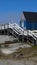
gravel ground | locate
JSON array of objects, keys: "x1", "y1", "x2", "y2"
[{"x1": 0, "y1": 59, "x2": 37, "y2": 65}]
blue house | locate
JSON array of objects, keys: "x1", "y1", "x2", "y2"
[{"x1": 20, "y1": 12, "x2": 37, "y2": 30}]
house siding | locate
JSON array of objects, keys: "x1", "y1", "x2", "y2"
[{"x1": 20, "y1": 20, "x2": 37, "y2": 30}]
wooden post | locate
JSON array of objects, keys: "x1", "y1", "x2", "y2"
[
  {"x1": 4, "y1": 24, "x2": 5, "y2": 35},
  {"x1": 27, "y1": 30, "x2": 29, "y2": 43},
  {"x1": 36, "y1": 38, "x2": 37, "y2": 45},
  {"x1": 1, "y1": 25, "x2": 2, "y2": 35},
  {"x1": 7, "y1": 24, "x2": 9, "y2": 35},
  {"x1": 22, "y1": 30, "x2": 24, "y2": 44}
]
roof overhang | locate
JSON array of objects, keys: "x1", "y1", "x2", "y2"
[{"x1": 23, "y1": 11, "x2": 37, "y2": 22}]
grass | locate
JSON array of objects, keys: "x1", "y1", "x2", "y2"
[{"x1": 15, "y1": 46, "x2": 37, "y2": 58}]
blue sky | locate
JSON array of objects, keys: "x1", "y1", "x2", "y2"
[{"x1": 0, "y1": 0, "x2": 37, "y2": 24}]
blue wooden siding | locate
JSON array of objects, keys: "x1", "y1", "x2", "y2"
[
  {"x1": 20, "y1": 20, "x2": 37, "y2": 30},
  {"x1": 24, "y1": 21, "x2": 37, "y2": 30}
]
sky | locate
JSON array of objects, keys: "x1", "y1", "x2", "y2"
[{"x1": 0, "y1": 0, "x2": 37, "y2": 24}]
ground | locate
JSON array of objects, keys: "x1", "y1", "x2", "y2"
[{"x1": 0, "y1": 42, "x2": 37, "y2": 65}]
